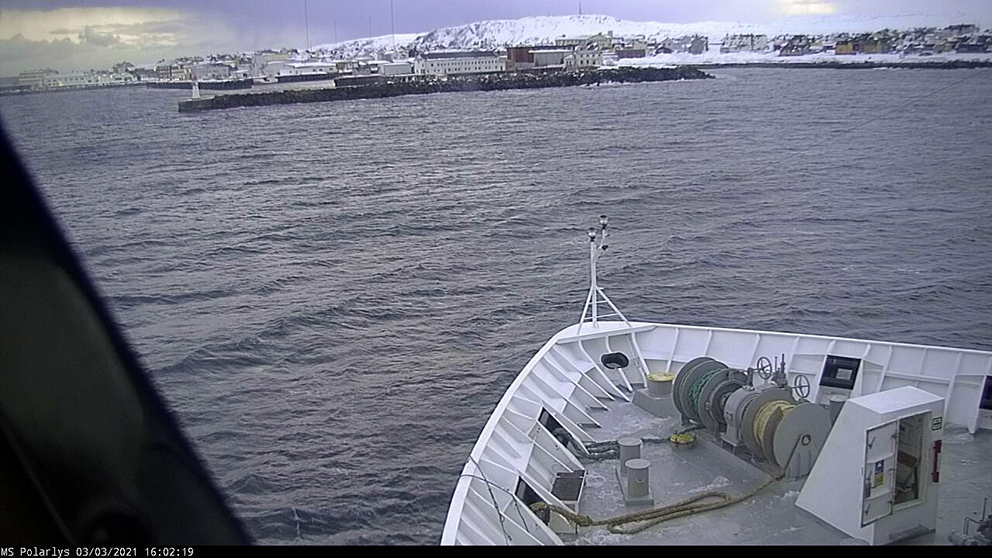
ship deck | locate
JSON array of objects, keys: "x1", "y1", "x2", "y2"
[{"x1": 563, "y1": 396, "x2": 992, "y2": 545}]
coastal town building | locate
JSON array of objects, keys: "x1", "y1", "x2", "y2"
[
  {"x1": 555, "y1": 31, "x2": 614, "y2": 49},
  {"x1": 721, "y1": 34, "x2": 769, "y2": 53},
  {"x1": 861, "y1": 37, "x2": 891, "y2": 54},
  {"x1": 111, "y1": 62, "x2": 135, "y2": 75},
  {"x1": 17, "y1": 69, "x2": 59, "y2": 88},
  {"x1": 834, "y1": 38, "x2": 854, "y2": 54},
  {"x1": 689, "y1": 36, "x2": 709, "y2": 55},
  {"x1": 779, "y1": 35, "x2": 812, "y2": 56},
  {"x1": 190, "y1": 62, "x2": 232, "y2": 81},
  {"x1": 564, "y1": 48, "x2": 603, "y2": 69},
  {"x1": 39, "y1": 71, "x2": 134, "y2": 88},
  {"x1": 532, "y1": 49, "x2": 571, "y2": 68},
  {"x1": 945, "y1": 24, "x2": 980, "y2": 36},
  {"x1": 264, "y1": 61, "x2": 338, "y2": 80},
  {"x1": 834, "y1": 34, "x2": 891, "y2": 55},
  {"x1": 614, "y1": 49, "x2": 646, "y2": 59},
  {"x1": 250, "y1": 51, "x2": 293, "y2": 78},
  {"x1": 154, "y1": 61, "x2": 190, "y2": 81},
  {"x1": 505, "y1": 45, "x2": 567, "y2": 70},
  {"x1": 379, "y1": 61, "x2": 414, "y2": 75},
  {"x1": 131, "y1": 67, "x2": 157, "y2": 81},
  {"x1": 657, "y1": 35, "x2": 709, "y2": 54},
  {"x1": 6, "y1": 21, "x2": 991, "y2": 97},
  {"x1": 414, "y1": 51, "x2": 504, "y2": 76}
]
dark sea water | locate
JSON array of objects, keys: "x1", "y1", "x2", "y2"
[{"x1": 1, "y1": 67, "x2": 990, "y2": 544}]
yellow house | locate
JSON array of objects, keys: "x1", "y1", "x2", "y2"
[{"x1": 835, "y1": 40, "x2": 855, "y2": 54}]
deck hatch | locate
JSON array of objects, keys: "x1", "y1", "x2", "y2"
[
  {"x1": 538, "y1": 408, "x2": 569, "y2": 447},
  {"x1": 551, "y1": 470, "x2": 585, "y2": 502},
  {"x1": 980, "y1": 376, "x2": 992, "y2": 411},
  {"x1": 514, "y1": 478, "x2": 549, "y2": 524},
  {"x1": 820, "y1": 355, "x2": 861, "y2": 390}
]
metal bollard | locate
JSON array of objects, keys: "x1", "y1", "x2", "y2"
[
  {"x1": 618, "y1": 437, "x2": 642, "y2": 475},
  {"x1": 626, "y1": 459, "x2": 651, "y2": 499}
]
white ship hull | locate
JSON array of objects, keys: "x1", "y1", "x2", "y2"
[{"x1": 441, "y1": 320, "x2": 992, "y2": 545}]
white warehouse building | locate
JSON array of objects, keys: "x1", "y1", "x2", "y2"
[
  {"x1": 414, "y1": 51, "x2": 505, "y2": 76},
  {"x1": 565, "y1": 48, "x2": 603, "y2": 70}
]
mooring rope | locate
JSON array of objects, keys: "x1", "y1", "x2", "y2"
[
  {"x1": 552, "y1": 427, "x2": 703, "y2": 462},
  {"x1": 686, "y1": 368, "x2": 721, "y2": 415},
  {"x1": 753, "y1": 400, "x2": 796, "y2": 450},
  {"x1": 530, "y1": 473, "x2": 783, "y2": 535}
]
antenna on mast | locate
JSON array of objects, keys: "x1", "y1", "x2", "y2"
[
  {"x1": 391, "y1": 0, "x2": 396, "y2": 51},
  {"x1": 304, "y1": 0, "x2": 311, "y2": 51},
  {"x1": 578, "y1": 215, "x2": 631, "y2": 333}
]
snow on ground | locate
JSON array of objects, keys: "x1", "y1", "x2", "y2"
[
  {"x1": 689, "y1": 476, "x2": 732, "y2": 494},
  {"x1": 619, "y1": 51, "x2": 992, "y2": 67},
  {"x1": 313, "y1": 33, "x2": 421, "y2": 58},
  {"x1": 312, "y1": 12, "x2": 985, "y2": 58}
]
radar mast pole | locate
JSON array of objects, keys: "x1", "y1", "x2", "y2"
[{"x1": 578, "y1": 215, "x2": 630, "y2": 333}]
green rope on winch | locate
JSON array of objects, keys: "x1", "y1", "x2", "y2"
[{"x1": 686, "y1": 368, "x2": 720, "y2": 415}]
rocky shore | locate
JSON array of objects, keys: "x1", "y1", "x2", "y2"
[{"x1": 177, "y1": 66, "x2": 713, "y2": 112}]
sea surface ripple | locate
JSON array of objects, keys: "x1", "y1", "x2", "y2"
[{"x1": 1, "y1": 67, "x2": 990, "y2": 544}]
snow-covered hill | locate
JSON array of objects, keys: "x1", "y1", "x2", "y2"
[{"x1": 313, "y1": 12, "x2": 978, "y2": 57}]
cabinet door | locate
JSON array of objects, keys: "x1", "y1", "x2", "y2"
[{"x1": 862, "y1": 420, "x2": 898, "y2": 526}]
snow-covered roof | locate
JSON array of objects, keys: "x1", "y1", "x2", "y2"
[
  {"x1": 286, "y1": 62, "x2": 338, "y2": 69},
  {"x1": 422, "y1": 50, "x2": 497, "y2": 59}
]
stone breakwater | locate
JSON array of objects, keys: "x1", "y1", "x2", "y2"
[{"x1": 177, "y1": 66, "x2": 713, "y2": 112}]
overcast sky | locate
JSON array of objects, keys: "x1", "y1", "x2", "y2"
[{"x1": 1, "y1": 0, "x2": 989, "y2": 75}]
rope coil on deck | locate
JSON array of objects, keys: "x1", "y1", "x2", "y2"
[
  {"x1": 538, "y1": 426, "x2": 781, "y2": 535},
  {"x1": 530, "y1": 473, "x2": 782, "y2": 535}
]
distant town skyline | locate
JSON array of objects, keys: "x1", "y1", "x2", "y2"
[{"x1": 1, "y1": 0, "x2": 989, "y2": 75}]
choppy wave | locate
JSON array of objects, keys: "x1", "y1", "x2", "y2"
[{"x1": 1, "y1": 67, "x2": 990, "y2": 544}]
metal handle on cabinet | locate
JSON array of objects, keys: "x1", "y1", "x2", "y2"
[{"x1": 932, "y1": 440, "x2": 942, "y2": 483}]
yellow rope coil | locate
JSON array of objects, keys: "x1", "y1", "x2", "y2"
[
  {"x1": 753, "y1": 400, "x2": 795, "y2": 448},
  {"x1": 530, "y1": 473, "x2": 783, "y2": 535}
]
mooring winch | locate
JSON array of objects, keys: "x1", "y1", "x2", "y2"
[{"x1": 672, "y1": 355, "x2": 831, "y2": 478}]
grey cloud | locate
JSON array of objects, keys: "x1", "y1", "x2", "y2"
[
  {"x1": 78, "y1": 25, "x2": 120, "y2": 47},
  {"x1": 0, "y1": 34, "x2": 91, "y2": 72},
  {"x1": 0, "y1": 13, "x2": 243, "y2": 74}
]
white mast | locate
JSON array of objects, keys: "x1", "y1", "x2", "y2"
[
  {"x1": 304, "y1": 0, "x2": 311, "y2": 52},
  {"x1": 578, "y1": 215, "x2": 631, "y2": 333}
]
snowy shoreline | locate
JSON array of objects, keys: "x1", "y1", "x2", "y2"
[{"x1": 618, "y1": 51, "x2": 992, "y2": 68}]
